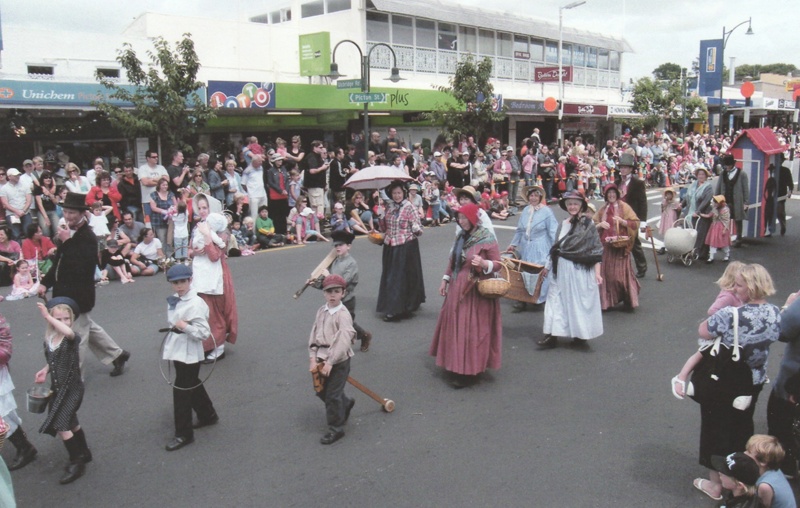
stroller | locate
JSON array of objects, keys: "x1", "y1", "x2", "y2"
[{"x1": 664, "y1": 217, "x2": 697, "y2": 267}]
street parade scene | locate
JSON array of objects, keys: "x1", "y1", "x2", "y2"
[{"x1": 0, "y1": 0, "x2": 798, "y2": 506}]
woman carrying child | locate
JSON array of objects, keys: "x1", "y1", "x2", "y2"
[
  {"x1": 672, "y1": 264, "x2": 781, "y2": 502},
  {"x1": 34, "y1": 298, "x2": 92, "y2": 484}
]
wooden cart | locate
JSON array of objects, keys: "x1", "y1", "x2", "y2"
[{"x1": 500, "y1": 258, "x2": 545, "y2": 303}]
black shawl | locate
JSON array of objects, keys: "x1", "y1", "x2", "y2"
[{"x1": 549, "y1": 215, "x2": 603, "y2": 277}]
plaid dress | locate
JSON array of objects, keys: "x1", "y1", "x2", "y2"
[{"x1": 40, "y1": 333, "x2": 84, "y2": 436}]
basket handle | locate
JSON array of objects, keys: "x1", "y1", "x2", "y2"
[{"x1": 499, "y1": 260, "x2": 510, "y2": 282}]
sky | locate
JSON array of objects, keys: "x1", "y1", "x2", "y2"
[{"x1": 2, "y1": 0, "x2": 798, "y2": 83}]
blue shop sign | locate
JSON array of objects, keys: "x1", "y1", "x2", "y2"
[{"x1": 0, "y1": 80, "x2": 143, "y2": 108}]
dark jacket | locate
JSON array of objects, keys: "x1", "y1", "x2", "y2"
[
  {"x1": 40, "y1": 220, "x2": 98, "y2": 313},
  {"x1": 618, "y1": 176, "x2": 648, "y2": 220},
  {"x1": 117, "y1": 175, "x2": 142, "y2": 209}
]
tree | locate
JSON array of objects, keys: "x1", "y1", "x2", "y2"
[
  {"x1": 652, "y1": 63, "x2": 682, "y2": 81},
  {"x1": 426, "y1": 55, "x2": 506, "y2": 146},
  {"x1": 630, "y1": 76, "x2": 680, "y2": 130},
  {"x1": 94, "y1": 33, "x2": 214, "y2": 154}
]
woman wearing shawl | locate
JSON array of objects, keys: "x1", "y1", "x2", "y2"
[
  {"x1": 189, "y1": 193, "x2": 238, "y2": 362},
  {"x1": 538, "y1": 191, "x2": 604, "y2": 349},
  {"x1": 593, "y1": 183, "x2": 640, "y2": 310},
  {"x1": 506, "y1": 185, "x2": 557, "y2": 309},
  {"x1": 429, "y1": 203, "x2": 502, "y2": 388},
  {"x1": 376, "y1": 181, "x2": 425, "y2": 322},
  {"x1": 678, "y1": 166, "x2": 714, "y2": 260}
]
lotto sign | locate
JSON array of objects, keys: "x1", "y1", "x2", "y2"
[{"x1": 207, "y1": 81, "x2": 276, "y2": 109}]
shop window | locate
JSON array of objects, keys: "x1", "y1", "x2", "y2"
[
  {"x1": 459, "y1": 26, "x2": 477, "y2": 54},
  {"x1": 545, "y1": 41, "x2": 558, "y2": 64},
  {"x1": 478, "y1": 29, "x2": 495, "y2": 55},
  {"x1": 392, "y1": 15, "x2": 413, "y2": 45},
  {"x1": 96, "y1": 68, "x2": 119, "y2": 79},
  {"x1": 587, "y1": 47, "x2": 597, "y2": 68},
  {"x1": 301, "y1": 0, "x2": 324, "y2": 18},
  {"x1": 270, "y1": 11, "x2": 281, "y2": 23},
  {"x1": 438, "y1": 22, "x2": 457, "y2": 51},
  {"x1": 562, "y1": 44, "x2": 572, "y2": 66},
  {"x1": 28, "y1": 65, "x2": 54, "y2": 77},
  {"x1": 416, "y1": 19, "x2": 435, "y2": 48},
  {"x1": 598, "y1": 48, "x2": 609, "y2": 70},
  {"x1": 529, "y1": 38, "x2": 544, "y2": 62},
  {"x1": 327, "y1": 0, "x2": 350, "y2": 14},
  {"x1": 367, "y1": 11, "x2": 390, "y2": 42},
  {"x1": 497, "y1": 32, "x2": 512, "y2": 58},
  {"x1": 610, "y1": 50, "x2": 620, "y2": 71},
  {"x1": 573, "y1": 45, "x2": 585, "y2": 67},
  {"x1": 514, "y1": 35, "x2": 529, "y2": 59}
]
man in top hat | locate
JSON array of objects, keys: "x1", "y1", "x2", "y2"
[
  {"x1": 310, "y1": 229, "x2": 372, "y2": 352},
  {"x1": 616, "y1": 152, "x2": 648, "y2": 278},
  {"x1": 715, "y1": 153, "x2": 749, "y2": 247},
  {"x1": 38, "y1": 192, "x2": 131, "y2": 377},
  {"x1": 776, "y1": 160, "x2": 794, "y2": 236}
]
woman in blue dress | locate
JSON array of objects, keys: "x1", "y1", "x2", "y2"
[{"x1": 506, "y1": 185, "x2": 558, "y2": 310}]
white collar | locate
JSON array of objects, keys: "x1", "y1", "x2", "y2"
[{"x1": 326, "y1": 302, "x2": 344, "y2": 315}]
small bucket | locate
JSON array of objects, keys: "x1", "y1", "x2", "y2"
[{"x1": 26, "y1": 385, "x2": 52, "y2": 414}]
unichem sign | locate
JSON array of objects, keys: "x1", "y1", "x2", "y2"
[{"x1": 0, "y1": 80, "x2": 148, "y2": 108}]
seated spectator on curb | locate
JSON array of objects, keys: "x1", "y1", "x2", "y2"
[{"x1": 130, "y1": 228, "x2": 163, "y2": 276}]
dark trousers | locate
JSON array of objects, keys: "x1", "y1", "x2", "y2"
[
  {"x1": 767, "y1": 390, "x2": 799, "y2": 475},
  {"x1": 343, "y1": 297, "x2": 368, "y2": 342},
  {"x1": 173, "y1": 361, "x2": 215, "y2": 439},
  {"x1": 631, "y1": 235, "x2": 647, "y2": 275},
  {"x1": 316, "y1": 358, "x2": 351, "y2": 432},
  {"x1": 698, "y1": 389, "x2": 760, "y2": 469},
  {"x1": 269, "y1": 198, "x2": 290, "y2": 235}
]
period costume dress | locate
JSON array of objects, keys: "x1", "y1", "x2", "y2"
[
  {"x1": 543, "y1": 215, "x2": 604, "y2": 341},
  {"x1": 680, "y1": 173, "x2": 714, "y2": 256},
  {"x1": 40, "y1": 334, "x2": 84, "y2": 437},
  {"x1": 430, "y1": 223, "x2": 503, "y2": 375},
  {"x1": 510, "y1": 202, "x2": 557, "y2": 304},
  {"x1": 593, "y1": 198, "x2": 640, "y2": 310},
  {"x1": 376, "y1": 192, "x2": 425, "y2": 319}
]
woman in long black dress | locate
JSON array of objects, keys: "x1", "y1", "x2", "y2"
[
  {"x1": 34, "y1": 297, "x2": 91, "y2": 485},
  {"x1": 376, "y1": 181, "x2": 425, "y2": 321}
]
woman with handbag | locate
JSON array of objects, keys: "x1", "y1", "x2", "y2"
[
  {"x1": 429, "y1": 203, "x2": 502, "y2": 388},
  {"x1": 672, "y1": 263, "x2": 781, "y2": 502},
  {"x1": 592, "y1": 183, "x2": 640, "y2": 310}
]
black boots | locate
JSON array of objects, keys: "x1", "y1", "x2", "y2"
[
  {"x1": 60, "y1": 430, "x2": 91, "y2": 485},
  {"x1": 7, "y1": 427, "x2": 37, "y2": 471},
  {"x1": 537, "y1": 334, "x2": 557, "y2": 349},
  {"x1": 110, "y1": 350, "x2": 131, "y2": 377}
]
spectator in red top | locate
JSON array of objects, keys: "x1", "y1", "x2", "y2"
[{"x1": 85, "y1": 171, "x2": 122, "y2": 225}]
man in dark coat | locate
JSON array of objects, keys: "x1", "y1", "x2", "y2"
[
  {"x1": 616, "y1": 153, "x2": 648, "y2": 278},
  {"x1": 38, "y1": 192, "x2": 130, "y2": 376},
  {"x1": 715, "y1": 153, "x2": 749, "y2": 247}
]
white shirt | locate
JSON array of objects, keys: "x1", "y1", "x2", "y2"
[
  {"x1": 89, "y1": 213, "x2": 110, "y2": 237},
  {"x1": 242, "y1": 164, "x2": 266, "y2": 198},
  {"x1": 19, "y1": 173, "x2": 35, "y2": 193},
  {"x1": 134, "y1": 238, "x2": 162, "y2": 261},
  {"x1": 162, "y1": 289, "x2": 210, "y2": 364},
  {"x1": 172, "y1": 212, "x2": 189, "y2": 239},
  {"x1": 0, "y1": 181, "x2": 31, "y2": 217},
  {"x1": 136, "y1": 163, "x2": 168, "y2": 204}
]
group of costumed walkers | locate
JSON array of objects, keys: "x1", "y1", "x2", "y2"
[{"x1": 0, "y1": 190, "x2": 239, "y2": 487}]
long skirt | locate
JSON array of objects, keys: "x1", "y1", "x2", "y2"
[
  {"x1": 376, "y1": 239, "x2": 425, "y2": 316},
  {"x1": 543, "y1": 259, "x2": 603, "y2": 340},
  {"x1": 200, "y1": 259, "x2": 238, "y2": 352},
  {"x1": 598, "y1": 246, "x2": 640, "y2": 309}
]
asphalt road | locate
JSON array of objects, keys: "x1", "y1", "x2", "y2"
[{"x1": 2, "y1": 186, "x2": 799, "y2": 507}]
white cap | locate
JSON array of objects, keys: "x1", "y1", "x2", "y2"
[
  {"x1": 300, "y1": 207, "x2": 314, "y2": 217},
  {"x1": 6, "y1": 168, "x2": 20, "y2": 176},
  {"x1": 433, "y1": 151, "x2": 442, "y2": 157}
]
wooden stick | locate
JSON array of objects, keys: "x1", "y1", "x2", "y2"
[
  {"x1": 347, "y1": 375, "x2": 395, "y2": 412},
  {"x1": 293, "y1": 248, "x2": 338, "y2": 299}
]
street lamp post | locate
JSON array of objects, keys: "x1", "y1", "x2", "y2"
[
  {"x1": 329, "y1": 41, "x2": 402, "y2": 163},
  {"x1": 719, "y1": 17, "x2": 753, "y2": 134},
  {"x1": 558, "y1": 1, "x2": 585, "y2": 155}
]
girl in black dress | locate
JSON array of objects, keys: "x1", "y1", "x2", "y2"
[{"x1": 34, "y1": 298, "x2": 91, "y2": 485}]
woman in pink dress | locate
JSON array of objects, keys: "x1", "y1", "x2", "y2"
[
  {"x1": 704, "y1": 195, "x2": 732, "y2": 263},
  {"x1": 429, "y1": 203, "x2": 502, "y2": 388}
]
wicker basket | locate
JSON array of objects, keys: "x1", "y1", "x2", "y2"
[
  {"x1": 605, "y1": 221, "x2": 630, "y2": 249},
  {"x1": 367, "y1": 232, "x2": 385, "y2": 245},
  {"x1": 477, "y1": 263, "x2": 511, "y2": 299},
  {"x1": 500, "y1": 258, "x2": 545, "y2": 303}
]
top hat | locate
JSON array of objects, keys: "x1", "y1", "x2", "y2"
[{"x1": 61, "y1": 192, "x2": 90, "y2": 211}]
